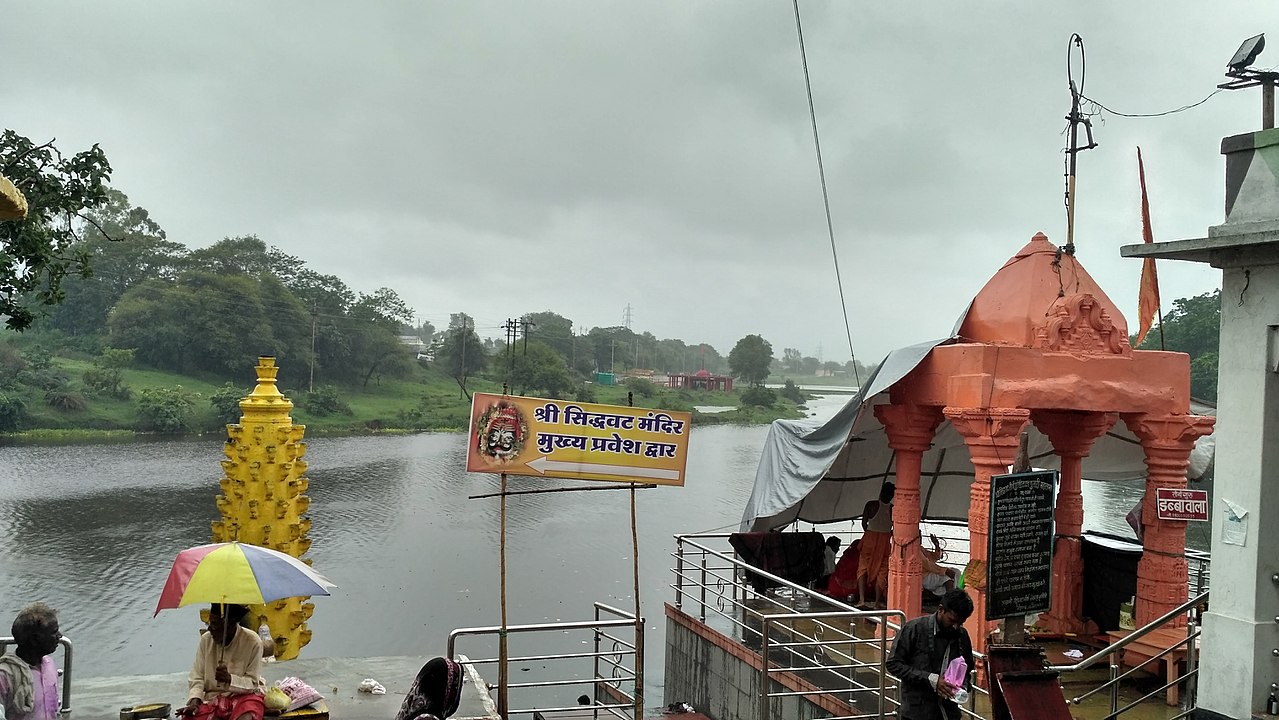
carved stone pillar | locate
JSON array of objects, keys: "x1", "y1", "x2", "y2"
[
  {"x1": 1122, "y1": 413, "x2": 1215, "y2": 626},
  {"x1": 944, "y1": 406, "x2": 1030, "y2": 655},
  {"x1": 1032, "y1": 410, "x2": 1116, "y2": 635},
  {"x1": 875, "y1": 403, "x2": 943, "y2": 621}
]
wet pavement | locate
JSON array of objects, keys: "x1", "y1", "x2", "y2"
[{"x1": 71, "y1": 655, "x2": 498, "y2": 720}]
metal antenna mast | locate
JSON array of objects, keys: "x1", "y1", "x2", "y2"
[{"x1": 1063, "y1": 34, "x2": 1097, "y2": 257}]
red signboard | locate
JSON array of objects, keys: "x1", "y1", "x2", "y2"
[{"x1": 1155, "y1": 488, "x2": 1209, "y2": 521}]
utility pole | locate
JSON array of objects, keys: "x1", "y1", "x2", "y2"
[
  {"x1": 503, "y1": 319, "x2": 517, "y2": 390},
  {"x1": 1063, "y1": 34, "x2": 1097, "y2": 257},
  {"x1": 460, "y1": 316, "x2": 468, "y2": 378},
  {"x1": 521, "y1": 318, "x2": 535, "y2": 354},
  {"x1": 308, "y1": 309, "x2": 317, "y2": 393}
]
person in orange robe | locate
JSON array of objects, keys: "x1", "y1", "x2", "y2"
[{"x1": 856, "y1": 482, "x2": 895, "y2": 607}]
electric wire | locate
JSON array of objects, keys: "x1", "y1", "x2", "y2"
[
  {"x1": 1080, "y1": 88, "x2": 1224, "y2": 119},
  {"x1": 1076, "y1": 62, "x2": 1279, "y2": 120},
  {"x1": 790, "y1": 0, "x2": 861, "y2": 387}
]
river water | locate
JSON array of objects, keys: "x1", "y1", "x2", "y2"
[{"x1": 0, "y1": 393, "x2": 1205, "y2": 703}]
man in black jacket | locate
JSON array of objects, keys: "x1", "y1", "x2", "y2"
[{"x1": 885, "y1": 589, "x2": 975, "y2": 720}]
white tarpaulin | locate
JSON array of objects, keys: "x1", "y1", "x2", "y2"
[{"x1": 740, "y1": 338, "x2": 1216, "y2": 532}]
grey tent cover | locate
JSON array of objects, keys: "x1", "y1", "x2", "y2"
[{"x1": 740, "y1": 338, "x2": 1216, "y2": 532}]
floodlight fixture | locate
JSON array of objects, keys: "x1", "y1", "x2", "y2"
[
  {"x1": 1228, "y1": 33, "x2": 1265, "y2": 71},
  {"x1": 1218, "y1": 33, "x2": 1279, "y2": 129}
]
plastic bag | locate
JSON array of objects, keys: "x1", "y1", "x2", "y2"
[
  {"x1": 277, "y1": 676, "x2": 325, "y2": 712},
  {"x1": 264, "y1": 687, "x2": 290, "y2": 713},
  {"x1": 942, "y1": 657, "x2": 969, "y2": 703}
]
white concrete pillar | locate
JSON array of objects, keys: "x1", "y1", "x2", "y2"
[
  {"x1": 1197, "y1": 261, "x2": 1279, "y2": 718},
  {"x1": 1120, "y1": 128, "x2": 1279, "y2": 719}
]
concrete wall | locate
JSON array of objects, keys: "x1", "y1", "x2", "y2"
[
  {"x1": 1197, "y1": 261, "x2": 1279, "y2": 719},
  {"x1": 663, "y1": 604, "x2": 864, "y2": 720},
  {"x1": 1189, "y1": 128, "x2": 1279, "y2": 719}
]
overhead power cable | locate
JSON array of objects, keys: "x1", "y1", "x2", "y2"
[
  {"x1": 790, "y1": 0, "x2": 861, "y2": 386},
  {"x1": 1080, "y1": 88, "x2": 1223, "y2": 118}
]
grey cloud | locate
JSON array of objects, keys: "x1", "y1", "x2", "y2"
[{"x1": 5, "y1": 0, "x2": 1255, "y2": 362}]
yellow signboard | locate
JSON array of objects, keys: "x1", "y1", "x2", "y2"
[{"x1": 465, "y1": 393, "x2": 691, "y2": 486}]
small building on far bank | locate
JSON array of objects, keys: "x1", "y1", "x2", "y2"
[{"x1": 667, "y1": 369, "x2": 733, "y2": 392}]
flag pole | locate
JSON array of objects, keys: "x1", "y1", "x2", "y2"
[
  {"x1": 1135, "y1": 147, "x2": 1163, "y2": 350},
  {"x1": 626, "y1": 392, "x2": 644, "y2": 719},
  {"x1": 498, "y1": 471, "x2": 509, "y2": 720}
]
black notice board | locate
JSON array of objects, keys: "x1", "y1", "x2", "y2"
[{"x1": 986, "y1": 469, "x2": 1058, "y2": 620}]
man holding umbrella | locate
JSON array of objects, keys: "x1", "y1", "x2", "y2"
[
  {"x1": 181, "y1": 604, "x2": 264, "y2": 720},
  {"x1": 157, "y1": 541, "x2": 335, "y2": 720}
]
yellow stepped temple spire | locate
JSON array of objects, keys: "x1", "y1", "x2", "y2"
[{"x1": 212, "y1": 356, "x2": 315, "y2": 660}]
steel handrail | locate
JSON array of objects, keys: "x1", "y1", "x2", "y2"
[
  {"x1": 0, "y1": 636, "x2": 73, "y2": 715},
  {"x1": 448, "y1": 616, "x2": 637, "y2": 655},
  {"x1": 673, "y1": 534, "x2": 862, "y2": 615},
  {"x1": 448, "y1": 603, "x2": 642, "y2": 720},
  {"x1": 1066, "y1": 629, "x2": 1202, "y2": 706},
  {"x1": 758, "y1": 608, "x2": 904, "y2": 720},
  {"x1": 1045, "y1": 590, "x2": 1207, "y2": 673}
]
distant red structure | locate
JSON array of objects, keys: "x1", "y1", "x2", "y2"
[{"x1": 667, "y1": 369, "x2": 733, "y2": 392}]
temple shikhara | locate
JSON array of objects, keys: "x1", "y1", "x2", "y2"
[
  {"x1": 878, "y1": 233, "x2": 1212, "y2": 649},
  {"x1": 735, "y1": 231, "x2": 1216, "y2": 655}
]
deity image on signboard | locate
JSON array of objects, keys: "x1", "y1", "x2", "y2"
[{"x1": 475, "y1": 400, "x2": 528, "y2": 465}]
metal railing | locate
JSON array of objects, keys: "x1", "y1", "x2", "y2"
[
  {"x1": 1048, "y1": 591, "x2": 1207, "y2": 720},
  {"x1": 757, "y1": 607, "x2": 905, "y2": 720},
  {"x1": 673, "y1": 533, "x2": 923, "y2": 719},
  {"x1": 447, "y1": 602, "x2": 642, "y2": 719},
  {"x1": 672, "y1": 530, "x2": 1210, "y2": 720},
  {"x1": 1186, "y1": 548, "x2": 1211, "y2": 598},
  {"x1": 0, "y1": 636, "x2": 73, "y2": 716}
]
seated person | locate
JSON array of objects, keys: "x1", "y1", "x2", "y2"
[
  {"x1": 823, "y1": 538, "x2": 861, "y2": 599},
  {"x1": 395, "y1": 657, "x2": 463, "y2": 720},
  {"x1": 920, "y1": 534, "x2": 958, "y2": 598},
  {"x1": 0, "y1": 603, "x2": 63, "y2": 720},
  {"x1": 816, "y1": 536, "x2": 841, "y2": 589},
  {"x1": 181, "y1": 604, "x2": 265, "y2": 720}
]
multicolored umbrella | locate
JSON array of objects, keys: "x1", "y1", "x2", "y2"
[{"x1": 154, "y1": 541, "x2": 335, "y2": 615}]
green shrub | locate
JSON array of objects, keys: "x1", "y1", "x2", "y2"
[
  {"x1": 209, "y1": 383, "x2": 249, "y2": 426},
  {"x1": 20, "y1": 345, "x2": 55, "y2": 371},
  {"x1": 740, "y1": 385, "x2": 776, "y2": 408},
  {"x1": 625, "y1": 377, "x2": 658, "y2": 398},
  {"x1": 18, "y1": 366, "x2": 69, "y2": 392},
  {"x1": 83, "y1": 366, "x2": 131, "y2": 399},
  {"x1": 396, "y1": 407, "x2": 428, "y2": 429},
  {"x1": 45, "y1": 390, "x2": 88, "y2": 411},
  {"x1": 0, "y1": 345, "x2": 28, "y2": 389},
  {"x1": 779, "y1": 379, "x2": 804, "y2": 404},
  {"x1": 302, "y1": 385, "x2": 352, "y2": 416},
  {"x1": 136, "y1": 386, "x2": 198, "y2": 432},
  {"x1": 0, "y1": 391, "x2": 26, "y2": 431},
  {"x1": 83, "y1": 348, "x2": 134, "y2": 399},
  {"x1": 575, "y1": 383, "x2": 597, "y2": 403}
]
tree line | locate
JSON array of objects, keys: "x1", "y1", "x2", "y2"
[
  {"x1": 0, "y1": 133, "x2": 784, "y2": 406},
  {"x1": 1, "y1": 130, "x2": 1219, "y2": 414}
]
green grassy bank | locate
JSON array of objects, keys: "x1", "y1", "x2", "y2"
[{"x1": 2, "y1": 358, "x2": 810, "y2": 442}]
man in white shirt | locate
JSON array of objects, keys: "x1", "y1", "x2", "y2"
[{"x1": 181, "y1": 604, "x2": 264, "y2": 720}]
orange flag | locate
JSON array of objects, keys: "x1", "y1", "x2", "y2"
[{"x1": 1134, "y1": 147, "x2": 1161, "y2": 348}]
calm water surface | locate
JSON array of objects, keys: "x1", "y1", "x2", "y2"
[{"x1": 0, "y1": 394, "x2": 1199, "y2": 703}]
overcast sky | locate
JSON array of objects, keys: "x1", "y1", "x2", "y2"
[{"x1": 7, "y1": 2, "x2": 1270, "y2": 364}]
